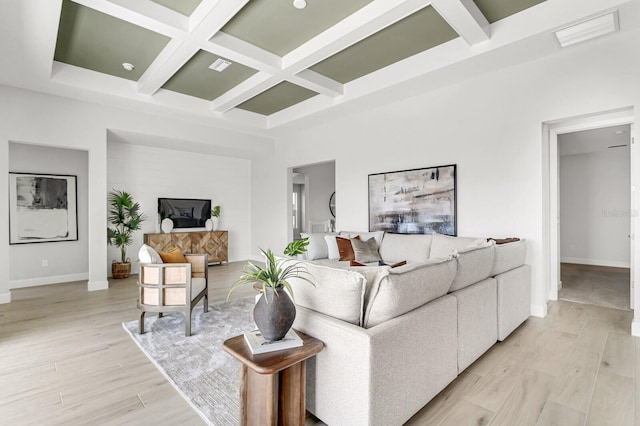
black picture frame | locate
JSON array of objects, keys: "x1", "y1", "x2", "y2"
[
  {"x1": 368, "y1": 164, "x2": 457, "y2": 236},
  {"x1": 9, "y1": 172, "x2": 79, "y2": 244}
]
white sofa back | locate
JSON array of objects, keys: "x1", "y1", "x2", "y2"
[{"x1": 378, "y1": 233, "x2": 432, "y2": 263}]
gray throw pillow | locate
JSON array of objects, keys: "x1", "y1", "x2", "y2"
[{"x1": 351, "y1": 237, "x2": 381, "y2": 263}]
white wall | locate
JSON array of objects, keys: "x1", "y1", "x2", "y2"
[
  {"x1": 107, "y1": 140, "x2": 252, "y2": 271},
  {"x1": 252, "y1": 29, "x2": 640, "y2": 318},
  {"x1": 0, "y1": 85, "x2": 272, "y2": 303},
  {"x1": 293, "y1": 161, "x2": 335, "y2": 233},
  {"x1": 9, "y1": 143, "x2": 89, "y2": 287},
  {"x1": 560, "y1": 148, "x2": 630, "y2": 267}
]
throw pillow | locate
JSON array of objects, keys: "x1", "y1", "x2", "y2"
[
  {"x1": 138, "y1": 244, "x2": 163, "y2": 264},
  {"x1": 158, "y1": 247, "x2": 187, "y2": 263},
  {"x1": 337, "y1": 235, "x2": 359, "y2": 261},
  {"x1": 300, "y1": 232, "x2": 335, "y2": 260},
  {"x1": 351, "y1": 237, "x2": 381, "y2": 263},
  {"x1": 325, "y1": 235, "x2": 340, "y2": 260}
]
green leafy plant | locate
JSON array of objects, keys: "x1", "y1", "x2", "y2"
[
  {"x1": 107, "y1": 190, "x2": 146, "y2": 264},
  {"x1": 227, "y1": 248, "x2": 314, "y2": 302},
  {"x1": 211, "y1": 205, "x2": 221, "y2": 218},
  {"x1": 284, "y1": 237, "x2": 309, "y2": 256}
]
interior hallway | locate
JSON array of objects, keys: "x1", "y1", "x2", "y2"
[{"x1": 559, "y1": 263, "x2": 630, "y2": 311}]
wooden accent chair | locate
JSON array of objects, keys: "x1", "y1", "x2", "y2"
[{"x1": 137, "y1": 254, "x2": 209, "y2": 336}]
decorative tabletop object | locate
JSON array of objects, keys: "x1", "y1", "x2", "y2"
[{"x1": 228, "y1": 238, "x2": 312, "y2": 342}]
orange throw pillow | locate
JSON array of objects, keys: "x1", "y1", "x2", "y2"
[
  {"x1": 337, "y1": 235, "x2": 359, "y2": 261},
  {"x1": 158, "y1": 247, "x2": 187, "y2": 263}
]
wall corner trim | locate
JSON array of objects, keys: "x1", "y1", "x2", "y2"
[
  {"x1": 88, "y1": 280, "x2": 109, "y2": 291},
  {"x1": 0, "y1": 292, "x2": 11, "y2": 304},
  {"x1": 530, "y1": 303, "x2": 547, "y2": 318},
  {"x1": 632, "y1": 320, "x2": 640, "y2": 337}
]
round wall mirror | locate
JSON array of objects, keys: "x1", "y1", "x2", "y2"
[{"x1": 329, "y1": 192, "x2": 336, "y2": 217}]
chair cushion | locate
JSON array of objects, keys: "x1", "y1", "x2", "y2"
[
  {"x1": 138, "y1": 244, "x2": 163, "y2": 264},
  {"x1": 325, "y1": 235, "x2": 340, "y2": 260},
  {"x1": 159, "y1": 247, "x2": 187, "y2": 263},
  {"x1": 339, "y1": 230, "x2": 384, "y2": 247},
  {"x1": 379, "y1": 233, "x2": 432, "y2": 263}
]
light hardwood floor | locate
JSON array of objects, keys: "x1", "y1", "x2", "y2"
[
  {"x1": 560, "y1": 263, "x2": 630, "y2": 311},
  {"x1": 1, "y1": 263, "x2": 638, "y2": 425}
]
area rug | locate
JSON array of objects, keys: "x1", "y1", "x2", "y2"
[{"x1": 122, "y1": 296, "x2": 257, "y2": 426}]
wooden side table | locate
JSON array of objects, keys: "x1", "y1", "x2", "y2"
[{"x1": 223, "y1": 330, "x2": 323, "y2": 426}]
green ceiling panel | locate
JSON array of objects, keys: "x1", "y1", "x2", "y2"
[
  {"x1": 150, "y1": 0, "x2": 202, "y2": 17},
  {"x1": 309, "y1": 6, "x2": 458, "y2": 84},
  {"x1": 473, "y1": 0, "x2": 546, "y2": 23},
  {"x1": 221, "y1": 0, "x2": 372, "y2": 56},
  {"x1": 54, "y1": 0, "x2": 170, "y2": 81},
  {"x1": 236, "y1": 82, "x2": 318, "y2": 116},
  {"x1": 162, "y1": 51, "x2": 258, "y2": 101}
]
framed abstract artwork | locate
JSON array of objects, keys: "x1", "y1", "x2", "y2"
[
  {"x1": 369, "y1": 164, "x2": 457, "y2": 236},
  {"x1": 9, "y1": 172, "x2": 78, "y2": 244}
]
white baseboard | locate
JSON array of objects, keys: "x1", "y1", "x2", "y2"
[
  {"x1": 9, "y1": 273, "x2": 89, "y2": 289},
  {"x1": 0, "y1": 292, "x2": 11, "y2": 304},
  {"x1": 530, "y1": 303, "x2": 547, "y2": 318},
  {"x1": 88, "y1": 280, "x2": 109, "y2": 291},
  {"x1": 561, "y1": 257, "x2": 630, "y2": 268}
]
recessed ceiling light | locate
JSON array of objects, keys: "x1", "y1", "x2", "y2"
[
  {"x1": 209, "y1": 58, "x2": 231, "y2": 72},
  {"x1": 122, "y1": 62, "x2": 135, "y2": 71},
  {"x1": 554, "y1": 11, "x2": 619, "y2": 48},
  {"x1": 293, "y1": 0, "x2": 306, "y2": 9}
]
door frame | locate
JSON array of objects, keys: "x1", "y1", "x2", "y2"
[{"x1": 543, "y1": 107, "x2": 635, "y2": 313}]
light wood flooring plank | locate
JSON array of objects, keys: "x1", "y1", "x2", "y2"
[
  {"x1": 600, "y1": 330, "x2": 635, "y2": 379},
  {"x1": 536, "y1": 400, "x2": 586, "y2": 426},
  {"x1": 586, "y1": 371, "x2": 634, "y2": 426},
  {"x1": 489, "y1": 367, "x2": 555, "y2": 425},
  {"x1": 438, "y1": 399, "x2": 494, "y2": 426},
  {"x1": 547, "y1": 346, "x2": 600, "y2": 413}
]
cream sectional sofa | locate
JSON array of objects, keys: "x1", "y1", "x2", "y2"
[{"x1": 288, "y1": 231, "x2": 530, "y2": 426}]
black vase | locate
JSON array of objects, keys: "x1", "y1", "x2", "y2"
[{"x1": 253, "y1": 286, "x2": 296, "y2": 342}]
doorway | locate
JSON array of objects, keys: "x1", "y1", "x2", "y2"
[
  {"x1": 543, "y1": 107, "x2": 635, "y2": 316},
  {"x1": 288, "y1": 161, "x2": 336, "y2": 241},
  {"x1": 558, "y1": 125, "x2": 631, "y2": 310}
]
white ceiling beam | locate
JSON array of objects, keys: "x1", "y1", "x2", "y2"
[
  {"x1": 210, "y1": 73, "x2": 280, "y2": 113},
  {"x1": 281, "y1": 0, "x2": 433, "y2": 72},
  {"x1": 290, "y1": 70, "x2": 343, "y2": 97},
  {"x1": 72, "y1": 0, "x2": 188, "y2": 37},
  {"x1": 136, "y1": 0, "x2": 248, "y2": 97},
  {"x1": 188, "y1": 0, "x2": 222, "y2": 32},
  {"x1": 431, "y1": 0, "x2": 490, "y2": 45},
  {"x1": 206, "y1": 32, "x2": 282, "y2": 74},
  {"x1": 137, "y1": 40, "x2": 198, "y2": 96}
]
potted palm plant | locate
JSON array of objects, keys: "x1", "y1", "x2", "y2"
[
  {"x1": 107, "y1": 190, "x2": 146, "y2": 279},
  {"x1": 228, "y1": 239, "x2": 313, "y2": 342}
]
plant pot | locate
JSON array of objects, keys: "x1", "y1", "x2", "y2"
[
  {"x1": 161, "y1": 218, "x2": 174, "y2": 233},
  {"x1": 205, "y1": 218, "x2": 213, "y2": 231},
  {"x1": 212, "y1": 217, "x2": 220, "y2": 231},
  {"x1": 112, "y1": 261, "x2": 131, "y2": 279},
  {"x1": 253, "y1": 286, "x2": 296, "y2": 342}
]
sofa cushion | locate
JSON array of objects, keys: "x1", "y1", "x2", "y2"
[
  {"x1": 301, "y1": 232, "x2": 336, "y2": 260},
  {"x1": 363, "y1": 257, "x2": 457, "y2": 328},
  {"x1": 491, "y1": 239, "x2": 527, "y2": 276},
  {"x1": 138, "y1": 244, "x2": 163, "y2": 264},
  {"x1": 429, "y1": 233, "x2": 485, "y2": 259},
  {"x1": 449, "y1": 244, "x2": 495, "y2": 292},
  {"x1": 158, "y1": 247, "x2": 187, "y2": 263},
  {"x1": 379, "y1": 233, "x2": 432, "y2": 263},
  {"x1": 286, "y1": 259, "x2": 367, "y2": 326},
  {"x1": 351, "y1": 237, "x2": 382, "y2": 263},
  {"x1": 339, "y1": 230, "x2": 384, "y2": 247}
]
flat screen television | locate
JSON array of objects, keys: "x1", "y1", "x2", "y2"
[{"x1": 158, "y1": 198, "x2": 211, "y2": 229}]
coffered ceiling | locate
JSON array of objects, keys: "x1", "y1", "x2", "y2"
[{"x1": 0, "y1": 0, "x2": 634, "y2": 131}]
